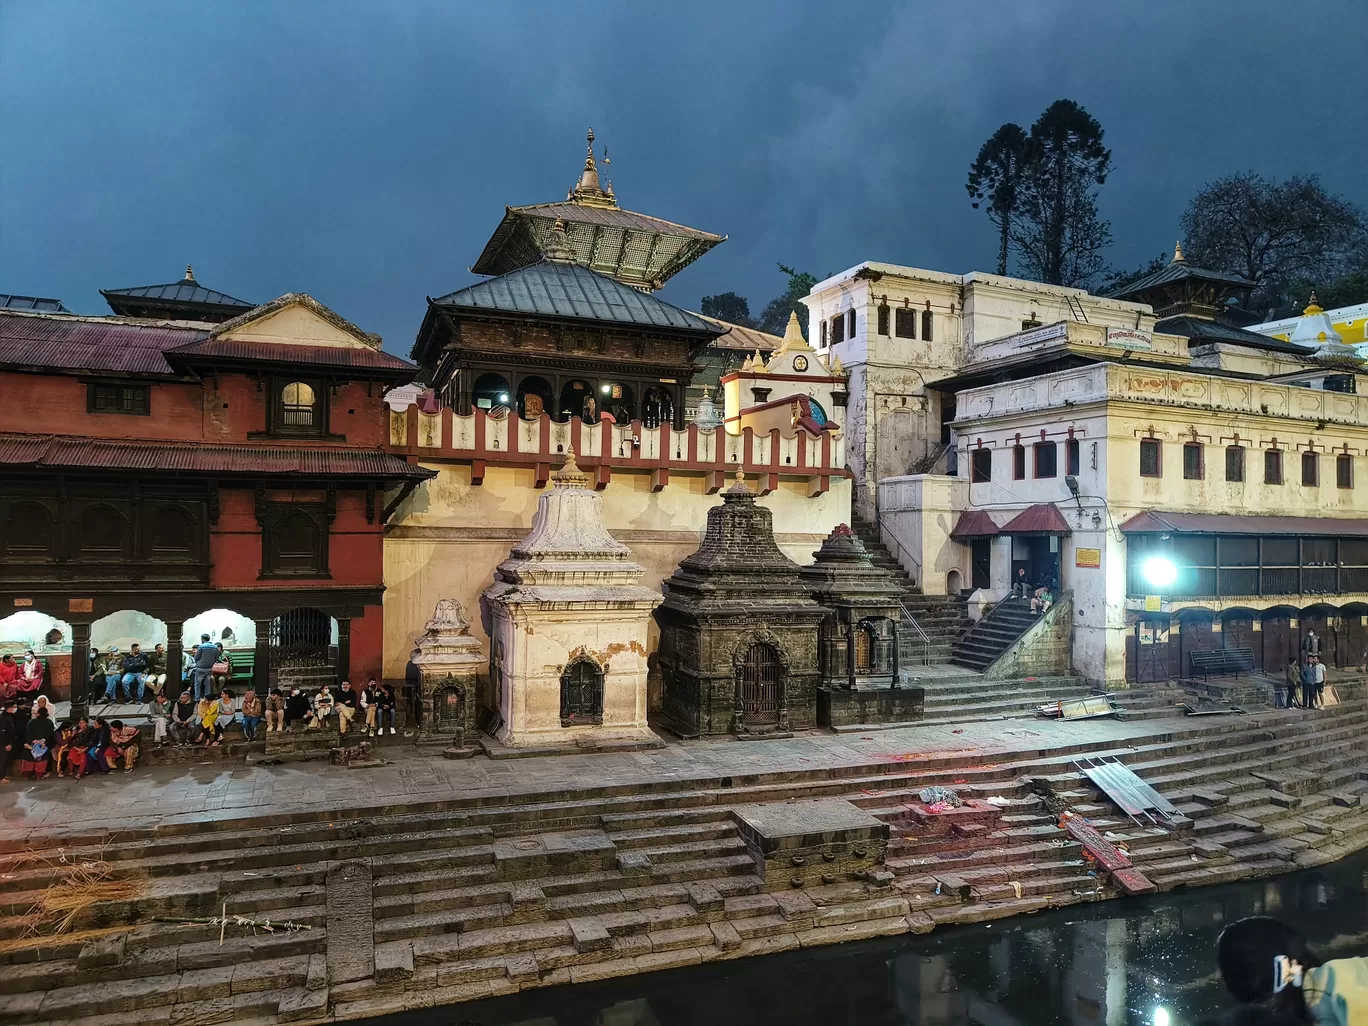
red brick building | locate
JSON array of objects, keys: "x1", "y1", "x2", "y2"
[{"x1": 0, "y1": 274, "x2": 425, "y2": 701}]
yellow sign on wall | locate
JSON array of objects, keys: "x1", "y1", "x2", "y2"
[
  {"x1": 1075, "y1": 547, "x2": 1102, "y2": 568},
  {"x1": 1144, "y1": 595, "x2": 1162, "y2": 612}
]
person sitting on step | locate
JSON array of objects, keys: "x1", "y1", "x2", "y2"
[
  {"x1": 285, "y1": 687, "x2": 311, "y2": 730},
  {"x1": 1030, "y1": 586, "x2": 1055, "y2": 615},
  {"x1": 264, "y1": 688, "x2": 285, "y2": 733},
  {"x1": 105, "y1": 720, "x2": 141, "y2": 772},
  {"x1": 306, "y1": 685, "x2": 335, "y2": 729}
]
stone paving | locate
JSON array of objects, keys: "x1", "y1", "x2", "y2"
[{"x1": 0, "y1": 714, "x2": 1181, "y2": 840}]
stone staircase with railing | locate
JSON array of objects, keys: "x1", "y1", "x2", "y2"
[{"x1": 950, "y1": 596, "x2": 1040, "y2": 672}]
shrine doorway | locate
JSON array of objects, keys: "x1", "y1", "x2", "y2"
[
  {"x1": 739, "y1": 641, "x2": 781, "y2": 730},
  {"x1": 472, "y1": 373, "x2": 512, "y2": 413},
  {"x1": 516, "y1": 376, "x2": 553, "y2": 420},
  {"x1": 560, "y1": 379, "x2": 595, "y2": 422},
  {"x1": 560, "y1": 657, "x2": 604, "y2": 725}
]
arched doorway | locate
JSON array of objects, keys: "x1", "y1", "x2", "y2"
[
  {"x1": 1175, "y1": 608, "x2": 1217, "y2": 680},
  {"x1": 1301, "y1": 604, "x2": 1337, "y2": 667},
  {"x1": 560, "y1": 379, "x2": 595, "y2": 422},
  {"x1": 604, "y1": 382, "x2": 635, "y2": 424},
  {"x1": 1218, "y1": 608, "x2": 1258, "y2": 669},
  {"x1": 738, "y1": 641, "x2": 781, "y2": 730},
  {"x1": 559, "y1": 657, "x2": 604, "y2": 725},
  {"x1": 642, "y1": 387, "x2": 674, "y2": 429},
  {"x1": 1340, "y1": 603, "x2": 1368, "y2": 670},
  {"x1": 0, "y1": 610, "x2": 73, "y2": 699},
  {"x1": 472, "y1": 373, "x2": 512, "y2": 413},
  {"x1": 1260, "y1": 606, "x2": 1299, "y2": 676},
  {"x1": 517, "y1": 376, "x2": 553, "y2": 420},
  {"x1": 91, "y1": 609, "x2": 168, "y2": 702}
]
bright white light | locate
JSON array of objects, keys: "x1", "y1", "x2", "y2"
[
  {"x1": 497, "y1": 392, "x2": 510, "y2": 403},
  {"x1": 1153, "y1": 1007, "x2": 1171, "y2": 1026},
  {"x1": 601, "y1": 384, "x2": 612, "y2": 394},
  {"x1": 1142, "y1": 556, "x2": 1178, "y2": 589}
]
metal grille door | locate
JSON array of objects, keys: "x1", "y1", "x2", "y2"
[
  {"x1": 560, "y1": 659, "x2": 603, "y2": 723},
  {"x1": 741, "y1": 643, "x2": 780, "y2": 728}
]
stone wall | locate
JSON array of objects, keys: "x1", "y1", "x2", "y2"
[{"x1": 984, "y1": 593, "x2": 1074, "y2": 680}]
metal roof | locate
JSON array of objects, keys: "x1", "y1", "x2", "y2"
[
  {"x1": 1111, "y1": 260, "x2": 1253, "y2": 300},
  {"x1": 1120, "y1": 510, "x2": 1368, "y2": 537},
  {"x1": 950, "y1": 510, "x2": 1001, "y2": 538},
  {"x1": 165, "y1": 338, "x2": 416, "y2": 376},
  {"x1": 1155, "y1": 315, "x2": 1310, "y2": 354},
  {"x1": 433, "y1": 261, "x2": 721, "y2": 334},
  {"x1": 0, "y1": 294, "x2": 68, "y2": 313},
  {"x1": 999, "y1": 503, "x2": 1072, "y2": 535},
  {"x1": 695, "y1": 315, "x2": 781, "y2": 352},
  {"x1": 0, "y1": 433, "x2": 431, "y2": 479},
  {"x1": 101, "y1": 270, "x2": 253, "y2": 310},
  {"x1": 0, "y1": 311, "x2": 207, "y2": 375}
]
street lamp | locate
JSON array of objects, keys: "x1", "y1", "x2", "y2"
[{"x1": 1141, "y1": 556, "x2": 1178, "y2": 590}]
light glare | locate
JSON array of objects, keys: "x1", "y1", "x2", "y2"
[{"x1": 1141, "y1": 556, "x2": 1177, "y2": 588}]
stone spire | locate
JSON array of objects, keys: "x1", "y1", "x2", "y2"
[
  {"x1": 773, "y1": 311, "x2": 813, "y2": 356},
  {"x1": 542, "y1": 218, "x2": 577, "y2": 263},
  {"x1": 693, "y1": 386, "x2": 722, "y2": 430}
]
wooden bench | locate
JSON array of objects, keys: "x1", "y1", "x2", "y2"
[{"x1": 1189, "y1": 646, "x2": 1254, "y2": 681}]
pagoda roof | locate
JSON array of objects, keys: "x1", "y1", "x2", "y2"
[
  {"x1": 101, "y1": 266, "x2": 254, "y2": 321},
  {"x1": 1155, "y1": 315, "x2": 1309, "y2": 354},
  {"x1": 0, "y1": 293, "x2": 68, "y2": 313},
  {"x1": 469, "y1": 130, "x2": 724, "y2": 291},
  {"x1": 1111, "y1": 260, "x2": 1252, "y2": 300},
  {"x1": 431, "y1": 260, "x2": 722, "y2": 336}
]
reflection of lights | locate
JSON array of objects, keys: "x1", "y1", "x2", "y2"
[
  {"x1": 1141, "y1": 556, "x2": 1178, "y2": 589},
  {"x1": 1153, "y1": 1007, "x2": 1171, "y2": 1026}
]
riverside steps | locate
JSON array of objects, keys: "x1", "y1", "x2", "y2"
[{"x1": 4, "y1": 702, "x2": 1368, "y2": 1024}]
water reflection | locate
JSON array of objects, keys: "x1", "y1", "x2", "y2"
[{"x1": 373, "y1": 852, "x2": 1368, "y2": 1026}]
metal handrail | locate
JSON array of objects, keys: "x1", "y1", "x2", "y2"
[
  {"x1": 898, "y1": 600, "x2": 933, "y2": 667},
  {"x1": 876, "y1": 511, "x2": 922, "y2": 582}
]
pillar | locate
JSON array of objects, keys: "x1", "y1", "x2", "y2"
[
  {"x1": 69, "y1": 621, "x2": 91, "y2": 720},
  {"x1": 167, "y1": 635, "x2": 183, "y2": 699},
  {"x1": 336, "y1": 616, "x2": 352, "y2": 684},
  {"x1": 845, "y1": 614, "x2": 857, "y2": 691},
  {"x1": 890, "y1": 619, "x2": 900, "y2": 688},
  {"x1": 253, "y1": 618, "x2": 272, "y2": 695}
]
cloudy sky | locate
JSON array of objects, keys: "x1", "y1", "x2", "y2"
[{"x1": 3, "y1": 0, "x2": 1366, "y2": 354}]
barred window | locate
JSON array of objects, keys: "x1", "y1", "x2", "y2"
[
  {"x1": 1013, "y1": 445, "x2": 1026, "y2": 480},
  {"x1": 971, "y1": 449, "x2": 992, "y2": 483},
  {"x1": 1225, "y1": 446, "x2": 1245, "y2": 482},
  {"x1": 1139, "y1": 439, "x2": 1161, "y2": 477},
  {"x1": 1338, "y1": 453, "x2": 1353, "y2": 489},
  {"x1": 877, "y1": 305, "x2": 889, "y2": 335},
  {"x1": 894, "y1": 308, "x2": 917, "y2": 339},
  {"x1": 921, "y1": 309, "x2": 934, "y2": 341},
  {"x1": 1265, "y1": 448, "x2": 1283, "y2": 485},
  {"x1": 1034, "y1": 441, "x2": 1057, "y2": 478},
  {"x1": 830, "y1": 314, "x2": 845, "y2": 345},
  {"x1": 1302, "y1": 451, "x2": 1319, "y2": 487},
  {"x1": 1183, "y1": 443, "x2": 1203, "y2": 480}
]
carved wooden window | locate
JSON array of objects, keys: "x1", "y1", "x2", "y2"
[
  {"x1": 149, "y1": 506, "x2": 194, "y2": 556},
  {"x1": 740, "y1": 643, "x2": 781, "y2": 727},
  {"x1": 894, "y1": 308, "x2": 917, "y2": 339},
  {"x1": 970, "y1": 449, "x2": 992, "y2": 483},
  {"x1": 262, "y1": 504, "x2": 328, "y2": 577},
  {"x1": 1225, "y1": 446, "x2": 1245, "y2": 482},
  {"x1": 1302, "y1": 451, "x2": 1319, "y2": 487},
  {"x1": 1183, "y1": 443, "x2": 1204, "y2": 480},
  {"x1": 79, "y1": 505, "x2": 126, "y2": 557},
  {"x1": 272, "y1": 379, "x2": 325, "y2": 436},
  {"x1": 560, "y1": 658, "x2": 603, "y2": 725},
  {"x1": 1338, "y1": 453, "x2": 1353, "y2": 489},
  {"x1": 4, "y1": 502, "x2": 53, "y2": 557}
]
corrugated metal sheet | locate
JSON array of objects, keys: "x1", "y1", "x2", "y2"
[
  {"x1": 696, "y1": 315, "x2": 781, "y2": 352},
  {"x1": 999, "y1": 503, "x2": 1071, "y2": 535},
  {"x1": 0, "y1": 312, "x2": 207, "y2": 374},
  {"x1": 1119, "y1": 510, "x2": 1368, "y2": 537},
  {"x1": 950, "y1": 510, "x2": 1000, "y2": 539},
  {"x1": 1155, "y1": 315, "x2": 1308, "y2": 353},
  {"x1": 435, "y1": 261, "x2": 719, "y2": 333},
  {"x1": 0, "y1": 433, "x2": 431, "y2": 479},
  {"x1": 167, "y1": 338, "x2": 416, "y2": 373},
  {"x1": 101, "y1": 279, "x2": 253, "y2": 308},
  {"x1": 0, "y1": 294, "x2": 68, "y2": 312}
]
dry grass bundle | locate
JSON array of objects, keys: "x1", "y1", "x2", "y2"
[{"x1": 6, "y1": 849, "x2": 147, "y2": 939}]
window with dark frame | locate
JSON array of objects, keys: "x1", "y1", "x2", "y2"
[
  {"x1": 88, "y1": 382, "x2": 149, "y2": 415},
  {"x1": 261, "y1": 504, "x2": 328, "y2": 577},
  {"x1": 1066, "y1": 438, "x2": 1080, "y2": 476},
  {"x1": 830, "y1": 314, "x2": 845, "y2": 345},
  {"x1": 1302, "y1": 451, "x2": 1319, "y2": 487},
  {"x1": 846, "y1": 309, "x2": 856, "y2": 337},
  {"x1": 1226, "y1": 445, "x2": 1245, "y2": 482},
  {"x1": 820, "y1": 321, "x2": 827, "y2": 347},
  {"x1": 877, "y1": 305, "x2": 890, "y2": 335},
  {"x1": 1265, "y1": 448, "x2": 1283, "y2": 485},
  {"x1": 1338, "y1": 453, "x2": 1353, "y2": 489},
  {"x1": 970, "y1": 449, "x2": 992, "y2": 483},
  {"x1": 921, "y1": 309, "x2": 934, "y2": 341},
  {"x1": 1013, "y1": 444, "x2": 1026, "y2": 480},
  {"x1": 894, "y1": 308, "x2": 917, "y2": 339},
  {"x1": 273, "y1": 380, "x2": 324, "y2": 436},
  {"x1": 1033, "y1": 441, "x2": 1057, "y2": 478},
  {"x1": 1139, "y1": 439, "x2": 1161, "y2": 477},
  {"x1": 1183, "y1": 442, "x2": 1203, "y2": 480}
]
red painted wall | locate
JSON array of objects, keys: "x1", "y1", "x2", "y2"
[{"x1": 348, "y1": 604, "x2": 384, "y2": 685}]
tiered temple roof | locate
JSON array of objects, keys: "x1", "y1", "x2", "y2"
[{"x1": 101, "y1": 265, "x2": 255, "y2": 322}]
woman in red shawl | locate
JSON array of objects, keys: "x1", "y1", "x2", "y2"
[
  {"x1": 0, "y1": 655, "x2": 17, "y2": 699},
  {"x1": 14, "y1": 651, "x2": 43, "y2": 695}
]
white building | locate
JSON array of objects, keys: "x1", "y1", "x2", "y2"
[{"x1": 809, "y1": 246, "x2": 1368, "y2": 686}]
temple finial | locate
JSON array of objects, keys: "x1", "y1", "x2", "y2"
[
  {"x1": 1305, "y1": 290, "x2": 1324, "y2": 315},
  {"x1": 543, "y1": 218, "x2": 576, "y2": 263},
  {"x1": 184, "y1": 264, "x2": 195, "y2": 281},
  {"x1": 554, "y1": 442, "x2": 589, "y2": 488},
  {"x1": 1173, "y1": 240, "x2": 1185, "y2": 263},
  {"x1": 585, "y1": 128, "x2": 596, "y2": 171}
]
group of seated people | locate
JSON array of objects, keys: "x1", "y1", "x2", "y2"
[
  {"x1": 0, "y1": 697, "x2": 141, "y2": 781},
  {"x1": 289, "y1": 679, "x2": 399, "y2": 736},
  {"x1": 0, "y1": 650, "x2": 47, "y2": 700},
  {"x1": 91, "y1": 635, "x2": 235, "y2": 704}
]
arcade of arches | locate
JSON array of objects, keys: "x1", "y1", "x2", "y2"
[{"x1": 1126, "y1": 604, "x2": 1368, "y2": 683}]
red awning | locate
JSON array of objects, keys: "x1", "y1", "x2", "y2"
[
  {"x1": 950, "y1": 510, "x2": 1000, "y2": 539},
  {"x1": 999, "y1": 503, "x2": 1071, "y2": 535}
]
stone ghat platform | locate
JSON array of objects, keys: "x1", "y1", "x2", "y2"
[{"x1": 4, "y1": 701, "x2": 1368, "y2": 1025}]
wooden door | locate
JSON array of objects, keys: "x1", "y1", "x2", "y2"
[{"x1": 1135, "y1": 619, "x2": 1170, "y2": 683}]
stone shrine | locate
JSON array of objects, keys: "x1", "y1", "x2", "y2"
[
  {"x1": 483, "y1": 448, "x2": 661, "y2": 748},
  {"x1": 655, "y1": 472, "x2": 825, "y2": 737},
  {"x1": 408, "y1": 599, "x2": 484, "y2": 754},
  {"x1": 799, "y1": 525, "x2": 925, "y2": 727}
]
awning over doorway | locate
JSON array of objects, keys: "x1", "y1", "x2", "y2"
[
  {"x1": 1119, "y1": 510, "x2": 1368, "y2": 537},
  {"x1": 999, "y1": 503, "x2": 1071, "y2": 535},
  {"x1": 950, "y1": 510, "x2": 1000, "y2": 539}
]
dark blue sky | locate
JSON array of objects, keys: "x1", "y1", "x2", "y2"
[{"x1": 4, "y1": 0, "x2": 1366, "y2": 354}]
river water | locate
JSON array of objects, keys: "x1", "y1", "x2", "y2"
[{"x1": 368, "y1": 852, "x2": 1368, "y2": 1026}]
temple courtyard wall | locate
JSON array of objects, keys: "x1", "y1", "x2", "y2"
[
  {"x1": 4, "y1": 697, "x2": 1368, "y2": 1025},
  {"x1": 381, "y1": 464, "x2": 852, "y2": 681}
]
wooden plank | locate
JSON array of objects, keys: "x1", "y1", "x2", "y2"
[
  {"x1": 1063, "y1": 816, "x2": 1133, "y2": 872},
  {"x1": 1112, "y1": 868, "x2": 1157, "y2": 895}
]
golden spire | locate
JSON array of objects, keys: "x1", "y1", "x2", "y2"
[
  {"x1": 570, "y1": 127, "x2": 616, "y2": 208},
  {"x1": 184, "y1": 264, "x2": 195, "y2": 281},
  {"x1": 1172, "y1": 240, "x2": 1185, "y2": 263},
  {"x1": 553, "y1": 442, "x2": 590, "y2": 488}
]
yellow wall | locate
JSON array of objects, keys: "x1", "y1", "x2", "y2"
[{"x1": 382, "y1": 464, "x2": 852, "y2": 679}]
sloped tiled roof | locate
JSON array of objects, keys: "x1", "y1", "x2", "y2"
[
  {"x1": 695, "y1": 315, "x2": 781, "y2": 352},
  {"x1": 101, "y1": 271, "x2": 253, "y2": 310},
  {"x1": 0, "y1": 294, "x2": 68, "y2": 313},
  {"x1": 950, "y1": 510, "x2": 1000, "y2": 539},
  {"x1": 999, "y1": 503, "x2": 1071, "y2": 535},
  {"x1": 0, "y1": 310, "x2": 206, "y2": 375},
  {"x1": 165, "y1": 338, "x2": 415, "y2": 376},
  {"x1": 433, "y1": 261, "x2": 722, "y2": 334},
  {"x1": 0, "y1": 433, "x2": 431, "y2": 479}
]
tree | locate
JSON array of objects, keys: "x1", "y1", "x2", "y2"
[
  {"x1": 1310, "y1": 268, "x2": 1368, "y2": 311},
  {"x1": 1013, "y1": 100, "x2": 1113, "y2": 287},
  {"x1": 1096, "y1": 253, "x2": 1167, "y2": 297},
  {"x1": 1180, "y1": 172, "x2": 1368, "y2": 316},
  {"x1": 700, "y1": 291, "x2": 755, "y2": 327},
  {"x1": 966, "y1": 123, "x2": 1029, "y2": 276},
  {"x1": 757, "y1": 264, "x2": 818, "y2": 336}
]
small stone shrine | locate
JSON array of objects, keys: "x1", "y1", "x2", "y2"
[
  {"x1": 799, "y1": 525, "x2": 925, "y2": 728},
  {"x1": 483, "y1": 448, "x2": 661, "y2": 749},
  {"x1": 409, "y1": 598, "x2": 484, "y2": 755},
  {"x1": 655, "y1": 472, "x2": 825, "y2": 737}
]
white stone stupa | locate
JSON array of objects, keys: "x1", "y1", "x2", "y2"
[{"x1": 483, "y1": 446, "x2": 662, "y2": 748}]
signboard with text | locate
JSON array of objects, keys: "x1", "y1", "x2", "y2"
[
  {"x1": 1106, "y1": 328, "x2": 1153, "y2": 351},
  {"x1": 1075, "y1": 547, "x2": 1102, "y2": 569}
]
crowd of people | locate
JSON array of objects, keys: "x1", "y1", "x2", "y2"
[
  {"x1": 91, "y1": 633, "x2": 235, "y2": 703},
  {"x1": 0, "y1": 650, "x2": 47, "y2": 699},
  {"x1": 0, "y1": 698, "x2": 140, "y2": 781},
  {"x1": 1278, "y1": 629, "x2": 1334, "y2": 710}
]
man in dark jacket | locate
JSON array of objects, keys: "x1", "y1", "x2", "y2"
[
  {"x1": 284, "y1": 688, "x2": 311, "y2": 729},
  {"x1": 0, "y1": 698, "x2": 18, "y2": 781},
  {"x1": 170, "y1": 690, "x2": 197, "y2": 745},
  {"x1": 117, "y1": 644, "x2": 150, "y2": 702}
]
